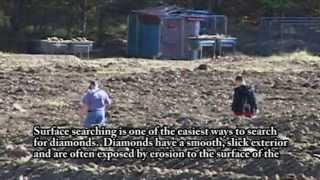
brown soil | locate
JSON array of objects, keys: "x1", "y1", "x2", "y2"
[{"x1": 0, "y1": 53, "x2": 319, "y2": 179}]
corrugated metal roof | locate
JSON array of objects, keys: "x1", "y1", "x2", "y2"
[
  {"x1": 133, "y1": 5, "x2": 183, "y2": 16},
  {"x1": 133, "y1": 6, "x2": 215, "y2": 18}
]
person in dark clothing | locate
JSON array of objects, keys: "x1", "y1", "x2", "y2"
[{"x1": 231, "y1": 76, "x2": 258, "y2": 118}]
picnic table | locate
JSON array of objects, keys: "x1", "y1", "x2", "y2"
[{"x1": 188, "y1": 35, "x2": 237, "y2": 60}]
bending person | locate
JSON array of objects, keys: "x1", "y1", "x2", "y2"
[
  {"x1": 80, "y1": 80, "x2": 112, "y2": 128},
  {"x1": 231, "y1": 76, "x2": 258, "y2": 119}
]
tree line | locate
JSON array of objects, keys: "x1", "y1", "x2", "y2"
[{"x1": 0, "y1": 0, "x2": 319, "y2": 51}]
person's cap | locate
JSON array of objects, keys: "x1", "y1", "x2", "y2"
[
  {"x1": 89, "y1": 80, "x2": 98, "y2": 86},
  {"x1": 89, "y1": 80, "x2": 99, "y2": 89}
]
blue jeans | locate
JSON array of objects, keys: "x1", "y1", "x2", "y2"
[{"x1": 84, "y1": 111, "x2": 106, "y2": 128}]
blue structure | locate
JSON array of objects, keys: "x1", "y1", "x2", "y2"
[
  {"x1": 127, "y1": 15, "x2": 139, "y2": 56},
  {"x1": 128, "y1": 13, "x2": 161, "y2": 58},
  {"x1": 127, "y1": 6, "x2": 235, "y2": 60}
]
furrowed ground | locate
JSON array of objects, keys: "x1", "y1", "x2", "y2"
[{"x1": 0, "y1": 52, "x2": 319, "y2": 179}]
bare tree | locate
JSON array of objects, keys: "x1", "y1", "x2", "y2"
[
  {"x1": 10, "y1": 0, "x2": 26, "y2": 31},
  {"x1": 81, "y1": 0, "x2": 88, "y2": 35}
]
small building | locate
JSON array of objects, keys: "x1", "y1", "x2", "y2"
[{"x1": 127, "y1": 6, "x2": 229, "y2": 60}]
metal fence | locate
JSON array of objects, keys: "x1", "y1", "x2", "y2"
[
  {"x1": 257, "y1": 17, "x2": 320, "y2": 55},
  {"x1": 200, "y1": 15, "x2": 227, "y2": 35}
]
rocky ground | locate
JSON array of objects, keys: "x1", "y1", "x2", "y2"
[{"x1": 0, "y1": 52, "x2": 319, "y2": 179}]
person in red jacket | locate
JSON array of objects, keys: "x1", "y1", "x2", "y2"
[{"x1": 231, "y1": 76, "x2": 258, "y2": 118}]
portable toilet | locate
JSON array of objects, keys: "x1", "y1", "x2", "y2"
[
  {"x1": 127, "y1": 14, "x2": 140, "y2": 57},
  {"x1": 128, "y1": 6, "x2": 182, "y2": 58},
  {"x1": 127, "y1": 6, "x2": 231, "y2": 60},
  {"x1": 160, "y1": 17, "x2": 184, "y2": 59},
  {"x1": 139, "y1": 14, "x2": 161, "y2": 58}
]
